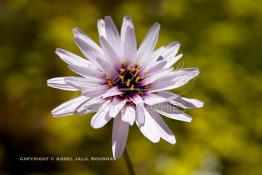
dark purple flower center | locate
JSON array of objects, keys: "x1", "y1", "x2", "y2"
[{"x1": 105, "y1": 63, "x2": 148, "y2": 99}]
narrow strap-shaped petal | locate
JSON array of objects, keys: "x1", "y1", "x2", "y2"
[
  {"x1": 164, "y1": 54, "x2": 183, "y2": 68},
  {"x1": 136, "y1": 104, "x2": 145, "y2": 126},
  {"x1": 121, "y1": 16, "x2": 129, "y2": 42},
  {"x1": 51, "y1": 96, "x2": 89, "y2": 117},
  {"x1": 137, "y1": 23, "x2": 160, "y2": 61},
  {"x1": 91, "y1": 100, "x2": 112, "y2": 129},
  {"x1": 96, "y1": 57, "x2": 117, "y2": 77},
  {"x1": 130, "y1": 94, "x2": 145, "y2": 126},
  {"x1": 47, "y1": 77, "x2": 78, "y2": 91},
  {"x1": 143, "y1": 93, "x2": 168, "y2": 105},
  {"x1": 171, "y1": 97, "x2": 204, "y2": 108},
  {"x1": 146, "y1": 107, "x2": 176, "y2": 144},
  {"x1": 104, "y1": 16, "x2": 122, "y2": 53},
  {"x1": 137, "y1": 106, "x2": 161, "y2": 143},
  {"x1": 121, "y1": 16, "x2": 137, "y2": 64},
  {"x1": 81, "y1": 86, "x2": 109, "y2": 98},
  {"x1": 143, "y1": 42, "x2": 179, "y2": 71},
  {"x1": 101, "y1": 86, "x2": 124, "y2": 99},
  {"x1": 55, "y1": 48, "x2": 90, "y2": 67},
  {"x1": 147, "y1": 60, "x2": 167, "y2": 75},
  {"x1": 109, "y1": 97, "x2": 127, "y2": 118},
  {"x1": 97, "y1": 19, "x2": 106, "y2": 38},
  {"x1": 154, "y1": 103, "x2": 192, "y2": 122},
  {"x1": 121, "y1": 105, "x2": 136, "y2": 125},
  {"x1": 112, "y1": 114, "x2": 129, "y2": 160},
  {"x1": 99, "y1": 36, "x2": 121, "y2": 64},
  {"x1": 148, "y1": 68, "x2": 199, "y2": 92},
  {"x1": 157, "y1": 91, "x2": 204, "y2": 108},
  {"x1": 68, "y1": 64, "x2": 104, "y2": 79},
  {"x1": 76, "y1": 97, "x2": 105, "y2": 114},
  {"x1": 140, "y1": 68, "x2": 173, "y2": 85},
  {"x1": 73, "y1": 27, "x2": 104, "y2": 64},
  {"x1": 140, "y1": 46, "x2": 165, "y2": 70},
  {"x1": 64, "y1": 77, "x2": 107, "y2": 91},
  {"x1": 148, "y1": 80, "x2": 178, "y2": 93}
]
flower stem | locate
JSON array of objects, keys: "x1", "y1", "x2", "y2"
[{"x1": 123, "y1": 148, "x2": 136, "y2": 175}]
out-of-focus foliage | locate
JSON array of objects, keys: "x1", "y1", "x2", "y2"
[{"x1": 0, "y1": 0, "x2": 261, "y2": 174}]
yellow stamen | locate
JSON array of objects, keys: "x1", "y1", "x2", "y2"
[
  {"x1": 108, "y1": 80, "x2": 112, "y2": 87},
  {"x1": 134, "y1": 69, "x2": 140, "y2": 76},
  {"x1": 126, "y1": 79, "x2": 131, "y2": 86},
  {"x1": 119, "y1": 75, "x2": 124, "y2": 82},
  {"x1": 127, "y1": 66, "x2": 132, "y2": 71},
  {"x1": 135, "y1": 77, "x2": 142, "y2": 82},
  {"x1": 130, "y1": 84, "x2": 134, "y2": 90},
  {"x1": 135, "y1": 63, "x2": 140, "y2": 68},
  {"x1": 119, "y1": 68, "x2": 125, "y2": 73}
]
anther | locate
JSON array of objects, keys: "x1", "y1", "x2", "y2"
[
  {"x1": 135, "y1": 77, "x2": 142, "y2": 82},
  {"x1": 134, "y1": 70, "x2": 140, "y2": 76},
  {"x1": 119, "y1": 75, "x2": 124, "y2": 82},
  {"x1": 119, "y1": 68, "x2": 125, "y2": 73},
  {"x1": 135, "y1": 63, "x2": 140, "y2": 68},
  {"x1": 130, "y1": 84, "x2": 134, "y2": 90},
  {"x1": 138, "y1": 91, "x2": 143, "y2": 95},
  {"x1": 127, "y1": 66, "x2": 132, "y2": 71},
  {"x1": 126, "y1": 79, "x2": 131, "y2": 86}
]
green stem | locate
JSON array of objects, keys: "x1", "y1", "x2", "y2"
[{"x1": 123, "y1": 148, "x2": 136, "y2": 175}]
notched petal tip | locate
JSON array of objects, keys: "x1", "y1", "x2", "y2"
[
  {"x1": 72, "y1": 27, "x2": 85, "y2": 34},
  {"x1": 55, "y1": 48, "x2": 63, "y2": 54},
  {"x1": 153, "y1": 22, "x2": 160, "y2": 30},
  {"x1": 196, "y1": 100, "x2": 204, "y2": 108},
  {"x1": 168, "y1": 136, "x2": 176, "y2": 144},
  {"x1": 72, "y1": 27, "x2": 79, "y2": 33}
]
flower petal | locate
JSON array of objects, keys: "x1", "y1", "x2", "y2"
[
  {"x1": 97, "y1": 19, "x2": 106, "y2": 38},
  {"x1": 137, "y1": 23, "x2": 160, "y2": 61},
  {"x1": 64, "y1": 77, "x2": 107, "y2": 90},
  {"x1": 147, "y1": 60, "x2": 167, "y2": 75},
  {"x1": 157, "y1": 91, "x2": 204, "y2": 108},
  {"x1": 147, "y1": 107, "x2": 176, "y2": 144},
  {"x1": 121, "y1": 16, "x2": 137, "y2": 64},
  {"x1": 101, "y1": 86, "x2": 124, "y2": 99},
  {"x1": 148, "y1": 68, "x2": 199, "y2": 92},
  {"x1": 109, "y1": 97, "x2": 127, "y2": 118},
  {"x1": 143, "y1": 93, "x2": 168, "y2": 105},
  {"x1": 73, "y1": 27, "x2": 104, "y2": 63},
  {"x1": 81, "y1": 86, "x2": 109, "y2": 98},
  {"x1": 47, "y1": 77, "x2": 78, "y2": 91},
  {"x1": 95, "y1": 57, "x2": 117, "y2": 77},
  {"x1": 154, "y1": 103, "x2": 192, "y2": 122},
  {"x1": 76, "y1": 97, "x2": 106, "y2": 114},
  {"x1": 121, "y1": 105, "x2": 136, "y2": 125},
  {"x1": 55, "y1": 48, "x2": 90, "y2": 67},
  {"x1": 68, "y1": 64, "x2": 104, "y2": 80},
  {"x1": 99, "y1": 36, "x2": 121, "y2": 64},
  {"x1": 141, "y1": 68, "x2": 173, "y2": 85},
  {"x1": 112, "y1": 114, "x2": 129, "y2": 160},
  {"x1": 130, "y1": 94, "x2": 145, "y2": 126},
  {"x1": 51, "y1": 96, "x2": 89, "y2": 117},
  {"x1": 137, "y1": 107, "x2": 161, "y2": 143},
  {"x1": 164, "y1": 54, "x2": 183, "y2": 68},
  {"x1": 91, "y1": 100, "x2": 112, "y2": 129},
  {"x1": 104, "y1": 16, "x2": 121, "y2": 52},
  {"x1": 144, "y1": 42, "x2": 179, "y2": 71},
  {"x1": 140, "y1": 46, "x2": 165, "y2": 70}
]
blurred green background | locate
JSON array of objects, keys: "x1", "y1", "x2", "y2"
[{"x1": 0, "y1": 0, "x2": 262, "y2": 174}]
